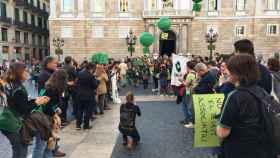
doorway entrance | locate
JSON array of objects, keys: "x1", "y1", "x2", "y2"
[{"x1": 159, "y1": 30, "x2": 176, "y2": 57}]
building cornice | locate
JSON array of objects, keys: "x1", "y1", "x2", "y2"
[
  {"x1": 194, "y1": 16, "x2": 280, "y2": 20},
  {"x1": 49, "y1": 17, "x2": 143, "y2": 21}
]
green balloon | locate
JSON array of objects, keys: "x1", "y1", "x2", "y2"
[
  {"x1": 139, "y1": 32, "x2": 155, "y2": 47},
  {"x1": 158, "y1": 17, "x2": 171, "y2": 32}
]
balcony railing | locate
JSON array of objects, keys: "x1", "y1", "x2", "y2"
[
  {"x1": 14, "y1": 0, "x2": 49, "y2": 17},
  {"x1": 0, "y1": 16, "x2": 12, "y2": 24},
  {"x1": 143, "y1": 9, "x2": 193, "y2": 18}
]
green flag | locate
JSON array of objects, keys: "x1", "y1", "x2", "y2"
[{"x1": 193, "y1": 94, "x2": 224, "y2": 148}]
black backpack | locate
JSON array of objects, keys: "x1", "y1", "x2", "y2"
[
  {"x1": 120, "y1": 104, "x2": 136, "y2": 128},
  {"x1": 239, "y1": 87, "x2": 280, "y2": 155}
]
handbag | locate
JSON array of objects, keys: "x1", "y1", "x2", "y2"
[{"x1": 0, "y1": 107, "x2": 23, "y2": 133}]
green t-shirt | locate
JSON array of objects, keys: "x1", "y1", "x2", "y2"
[{"x1": 185, "y1": 72, "x2": 196, "y2": 95}]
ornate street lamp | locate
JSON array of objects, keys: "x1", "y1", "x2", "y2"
[
  {"x1": 126, "y1": 29, "x2": 137, "y2": 57},
  {"x1": 52, "y1": 37, "x2": 64, "y2": 61},
  {"x1": 205, "y1": 28, "x2": 218, "y2": 61}
]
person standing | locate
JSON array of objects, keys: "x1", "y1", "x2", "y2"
[
  {"x1": 119, "y1": 60, "x2": 128, "y2": 87},
  {"x1": 38, "y1": 57, "x2": 58, "y2": 93},
  {"x1": 61, "y1": 56, "x2": 77, "y2": 124},
  {"x1": 95, "y1": 65, "x2": 109, "y2": 114},
  {"x1": 234, "y1": 39, "x2": 272, "y2": 93},
  {"x1": 180, "y1": 61, "x2": 196, "y2": 128},
  {"x1": 193, "y1": 63, "x2": 216, "y2": 94},
  {"x1": 32, "y1": 69, "x2": 68, "y2": 158},
  {"x1": 37, "y1": 57, "x2": 66, "y2": 157},
  {"x1": 76, "y1": 63, "x2": 99, "y2": 130},
  {"x1": 267, "y1": 58, "x2": 280, "y2": 102},
  {"x1": 217, "y1": 54, "x2": 271, "y2": 158},
  {"x1": 0, "y1": 62, "x2": 49, "y2": 158}
]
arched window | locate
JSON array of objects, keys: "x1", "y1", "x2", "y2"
[{"x1": 120, "y1": 0, "x2": 129, "y2": 12}]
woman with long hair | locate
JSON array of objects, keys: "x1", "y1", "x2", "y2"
[
  {"x1": 32, "y1": 69, "x2": 68, "y2": 158},
  {"x1": 95, "y1": 65, "x2": 109, "y2": 115},
  {"x1": 0, "y1": 62, "x2": 49, "y2": 158}
]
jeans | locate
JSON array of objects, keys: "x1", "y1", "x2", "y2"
[
  {"x1": 32, "y1": 133, "x2": 53, "y2": 158},
  {"x1": 182, "y1": 95, "x2": 193, "y2": 123},
  {"x1": 2, "y1": 130, "x2": 28, "y2": 158}
]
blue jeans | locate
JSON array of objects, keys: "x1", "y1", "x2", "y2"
[
  {"x1": 32, "y1": 133, "x2": 53, "y2": 158},
  {"x1": 182, "y1": 95, "x2": 193, "y2": 122}
]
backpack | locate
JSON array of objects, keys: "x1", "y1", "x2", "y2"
[
  {"x1": 239, "y1": 87, "x2": 280, "y2": 155},
  {"x1": 0, "y1": 84, "x2": 25, "y2": 133},
  {"x1": 120, "y1": 104, "x2": 136, "y2": 129}
]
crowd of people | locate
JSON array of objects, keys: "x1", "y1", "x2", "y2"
[{"x1": 0, "y1": 38, "x2": 280, "y2": 158}]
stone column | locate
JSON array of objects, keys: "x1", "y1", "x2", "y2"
[
  {"x1": 178, "y1": 24, "x2": 182, "y2": 53},
  {"x1": 78, "y1": 0, "x2": 84, "y2": 18},
  {"x1": 49, "y1": 0, "x2": 56, "y2": 18},
  {"x1": 186, "y1": 23, "x2": 192, "y2": 54}
]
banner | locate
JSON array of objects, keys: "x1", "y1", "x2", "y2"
[
  {"x1": 171, "y1": 54, "x2": 188, "y2": 86},
  {"x1": 193, "y1": 94, "x2": 224, "y2": 148}
]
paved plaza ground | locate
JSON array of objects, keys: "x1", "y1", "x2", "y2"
[{"x1": 25, "y1": 83, "x2": 214, "y2": 158}]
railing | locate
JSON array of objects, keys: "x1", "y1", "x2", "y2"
[
  {"x1": 14, "y1": 0, "x2": 49, "y2": 17},
  {"x1": 0, "y1": 16, "x2": 12, "y2": 24},
  {"x1": 143, "y1": 9, "x2": 193, "y2": 18}
]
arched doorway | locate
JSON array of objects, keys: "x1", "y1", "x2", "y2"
[{"x1": 159, "y1": 30, "x2": 176, "y2": 57}]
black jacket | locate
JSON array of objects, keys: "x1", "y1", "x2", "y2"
[
  {"x1": 258, "y1": 63, "x2": 272, "y2": 94},
  {"x1": 38, "y1": 68, "x2": 54, "y2": 93},
  {"x1": 63, "y1": 64, "x2": 77, "y2": 82},
  {"x1": 5, "y1": 83, "x2": 36, "y2": 117},
  {"x1": 43, "y1": 88, "x2": 61, "y2": 117},
  {"x1": 76, "y1": 69, "x2": 99, "y2": 101}
]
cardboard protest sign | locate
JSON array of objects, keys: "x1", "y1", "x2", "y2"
[
  {"x1": 171, "y1": 54, "x2": 188, "y2": 86},
  {"x1": 193, "y1": 94, "x2": 224, "y2": 148}
]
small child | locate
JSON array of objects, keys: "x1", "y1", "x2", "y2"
[{"x1": 119, "y1": 92, "x2": 141, "y2": 149}]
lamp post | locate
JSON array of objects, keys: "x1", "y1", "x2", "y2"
[
  {"x1": 153, "y1": 53, "x2": 159, "y2": 60},
  {"x1": 205, "y1": 28, "x2": 218, "y2": 61},
  {"x1": 52, "y1": 37, "x2": 64, "y2": 61},
  {"x1": 126, "y1": 29, "x2": 137, "y2": 57}
]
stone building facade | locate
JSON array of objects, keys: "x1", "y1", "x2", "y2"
[
  {"x1": 49, "y1": 0, "x2": 280, "y2": 61},
  {"x1": 0, "y1": 0, "x2": 50, "y2": 62}
]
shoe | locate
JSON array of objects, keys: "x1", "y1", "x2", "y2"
[
  {"x1": 90, "y1": 116, "x2": 97, "y2": 121},
  {"x1": 104, "y1": 107, "x2": 111, "y2": 110},
  {"x1": 61, "y1": 121, "x2": 69, "y2": 127},
  {"x1": 184, "y1": 123, "x2": 194, "y2": 128},
  {"x1": 76, "y1": 126, "x2": 82, "y2": 130},
  {"x1": 53, "y1": 150, "x2": 66, "y2": 157},
  {"x1": 83, "y1": 126, "x2": 93, "y2": 130}
]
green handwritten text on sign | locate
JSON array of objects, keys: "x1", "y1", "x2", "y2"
[{"x1": 193, "y1": 94, "x2": 224, "y2": 148}]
